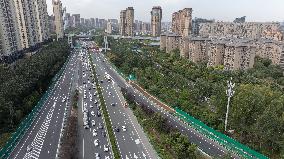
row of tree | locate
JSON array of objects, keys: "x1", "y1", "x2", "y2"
[
  {"x1": 0, "y1": 40, "x2": 70, "y2": 139},
  {"x1": 122, "y1": 88, "x2": 198, "y2": 159},
  {"x1": 105, "y1": 37, "x2": 284, "y2": 158}
]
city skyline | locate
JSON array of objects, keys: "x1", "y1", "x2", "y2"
[{"x1": 47, "y1": 0, "x2": 284, "y2": 22}]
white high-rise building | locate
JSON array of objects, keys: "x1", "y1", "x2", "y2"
[
  {"x1": 53, "y1": 0, "x2": 64, "y2": 39},
  {"x1": 0, "y1": 0, "x2": 22, "y2": 61}
]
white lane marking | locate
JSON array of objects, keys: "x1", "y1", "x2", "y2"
[{"x1": 83, "y1": 138, "x2": 85, "y2": 159}]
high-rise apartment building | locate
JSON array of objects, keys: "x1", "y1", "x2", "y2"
[
  {"x1": 64, "y1": 13, "x2": 71, "y2": 29},
  {"x1": 80, "y1": 18, "x2": 85, "y2": 26},
  {"x1": 13, "y1": 0, "x2": 29, "y2": 49},
  {"x1": 0, "y1": 0, "x2": 22, "y2": 60},
  {"x1": 120, "y1": 7, "x2": 134, "y2": 36},
  {"x1": 192, "y1": 18, "x2": 214, "y2": 35},
  {"x1": 72, "y1": 14, "x2": 80, "y2": 27},
  {"x1": 172, "y1": 8, "x2": 192, "y2": 37},
  {"x1": 1, "y1": 0, "x2": 50, "y2": 62},
  {"x1": 151, "y1": 6, "x2": 162, "y2": 37},
  {"x1": 33, "y1": 0, "x2": 50, "y2": 42},
  {"x1": 53, "y1": 0, "x2": 64, "y2": 39}
]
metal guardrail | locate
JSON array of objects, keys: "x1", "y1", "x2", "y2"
[
  {"x1": 175, "y1": 107, "x2": 268, "y2": 159},
  {"x1": 0, "y1": 52, "x2": 72, "y2": 159}
]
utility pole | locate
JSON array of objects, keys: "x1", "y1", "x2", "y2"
[{"x1": 225, "y1": 77, "x2": 235, "y2": 132}]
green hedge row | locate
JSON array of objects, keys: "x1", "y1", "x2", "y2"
[{"x1": 88, "y1": 52, "x2": 121, "y2": 159}]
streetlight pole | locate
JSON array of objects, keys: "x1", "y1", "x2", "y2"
[{"x1": 225, "y1": 77, "x2": 235, "y2": 132}]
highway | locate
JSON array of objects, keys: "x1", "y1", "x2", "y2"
[
  {"x1": 91, "y1": 51, "x2": 159, "y2": 159},
  {"x1": 9, "y1": 50, "x2": 78, "y2": 159},
  {"x1": 76, "y1": 48, "x2": 113, "y2": 159},
  {"x1": 94, "y1": 51, "x2": 237, "y2": 159}
]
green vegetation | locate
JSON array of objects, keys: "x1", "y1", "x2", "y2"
[
  {"x1": 102, "y1": 37, "x2": 284, "y2": 158},
  {"x1": 122, "y1": 87, "x2": 198, "y2": 159},
  {"x1": 72, "y1": 89, "x2": 79, "y2": 109},
  {"x1": 88, "y1": 53, "x2": 120, "y2": 159},
  {"x1": 0, "y1": 40, "x2": 70, "y2": 149}
]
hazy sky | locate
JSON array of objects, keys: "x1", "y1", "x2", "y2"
[{"x1": 47, "y1": 0, "x2": 284, "y2": 22}]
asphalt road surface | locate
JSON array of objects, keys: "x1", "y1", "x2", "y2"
[
  {"x1": 91, "y1": 51, "x2": 159, "y2": 159},
  {"x1": 76, "y1": 48, "x2": 113, "y2": 159},
  {"x1": 94, "y1": 51, "x2": 238, "y2": 159},
  {"x1": 9, "y1": 51, "x2": 78, "y2": 159}
]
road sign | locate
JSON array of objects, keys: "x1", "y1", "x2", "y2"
[{"x1": 128, "y1": 74, "x2": 136, "y2": 81}]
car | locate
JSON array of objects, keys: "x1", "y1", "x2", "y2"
[
  {"x1": 102, "y1": 131, "x2": 106, "y2": 137},
  {"x1": 95, "y1": 153, "x2": 100, "y2": 159},
  {"x1": 90, "y1": 105, "x2": 93, "y2": 108},
  {"x1": 108, "y1": 92, "x2": 111, "y2": 95},
  {"x1": 62, "y1": 97, "x2": 66, "y2": 103},
  {"x1": 27, "y1": 145, "x2": 32, "y2": 152},
  {"x1": 98, "y1": 123, "x2": 103, "y2": 129},
  {"x1": 83, "y1": 81, "x2": 86, "y2": 84},
  {"x1": 94, "y1": 100, "x2": 98, "y2": 104},
  {"x1": 111, "y1": 103, "x2": 115, "y2": 107},
  {"x1": 84, "y1": 124, "x2": 89, "y2": 129},
  {"x1": 92, "y1": 128, "x2": 97, "y2": 133},
  {"x1": 91, "y1": 120, "x2": 96, "y2": 126},
  {"x1": 122, "y1": 126, "x2": 127, "y2": 132},
  {"x1": 100, "y1": 80, "x2": 103, "y2": 83},
  {"x1": 114, "y1": 126, "x2": 120, "y2": 132},
  {"x1": 103, "y1": 145, "x2": 109, "y2": 152},
  {"x1": 94, "y1": 92, "x2": 97, "y2": 96},
  {"x1": 105, "y1": 156, "x2": 110, "y2": 159},
  {"x1": 124, "y1": 102, "x2": 128, "y2": 108},
  {"x1": 94, "y1": 139, "x2": 99, "y2": 146},
  {"x1": 91, "y1": 111, "x2": 95, "y2": 116},
  {"x1": 93, "y1": 131, "x2": 98, "y2": 137},
  {"x1": 84, "y1": 95, "x2": 86, "y2": 99},
  {"x1": 89, "y1": 87, "x2": 91, "y2": 90},
  {"x1": 97, "y1": 111, "x2": 101, "y2": 117}
]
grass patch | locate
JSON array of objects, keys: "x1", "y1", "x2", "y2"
[{"x1": 0, "y1": 133, "x2": 12, "y2": 150}]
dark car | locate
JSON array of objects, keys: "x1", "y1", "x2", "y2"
[
  {"x1": 97, "y1": 111, "x2": 101, "y2": 117},
  {"x1": 102, "y1": 131, "x2": 106, "y2": 137},
  {"x1": 114, "y1": 127, "x2": 119, "y2": 132},
  {"x1": 111, "y1": 103, "x2": 115, "y2": 107}
]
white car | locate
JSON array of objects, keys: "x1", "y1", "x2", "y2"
[
  {"x1": 94, "y1": 139, "x2": 99, "y2": 146},
  {"x1": 91, "y1": 111, "x2": 95, "y2": 116},
  {"x1": 61, "y1": 97, "x2": 66, "y2": 103},
  {"x1": 93, "y1": 131, "x2": 97, "y2": 137},
  {"x1": 103, "y1": 145, "x2": 109, "y2": 152},
  {"x1": 91, "y1": 120, "x2": 96, "y2": 126},
  {"x1": 105, "y1": 156, "x2": 110, "y2": 159},
  {"x1": 90, "y1": 105, "x2": 93, "y2": 108},
  {"x1": 95, "y1": 153, "x2": 100, "y2": 159},
  {"x1": 122, "y1": 126, "x2": 126, "y2": 132},
  {"x1": 108, "y1": 92, "x2": 111, "y2": 95}
]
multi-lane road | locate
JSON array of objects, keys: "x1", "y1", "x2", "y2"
[
  {"x1": 77, "y1": 49, "x2": 113, "y2": 159},
  {"x1": 94, "y1": 50, "x2": 235, "y2": 158},
  {"x1": 91, "y1": 50, "x2": 158, "y2": 159},
  {"x1": 9, "y1": 51, "x2": 78, "y2": 159},
  {"x1": 7, "y1": 39, "x2": 235, "y2": 159}
]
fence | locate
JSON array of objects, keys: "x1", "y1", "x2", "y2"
[
  {"x1": 0, "y1": 52, "x2": 73, "y2": 159},
  {"x1": 175, "y1": 107, "x2": 268, "y2": 159}
]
